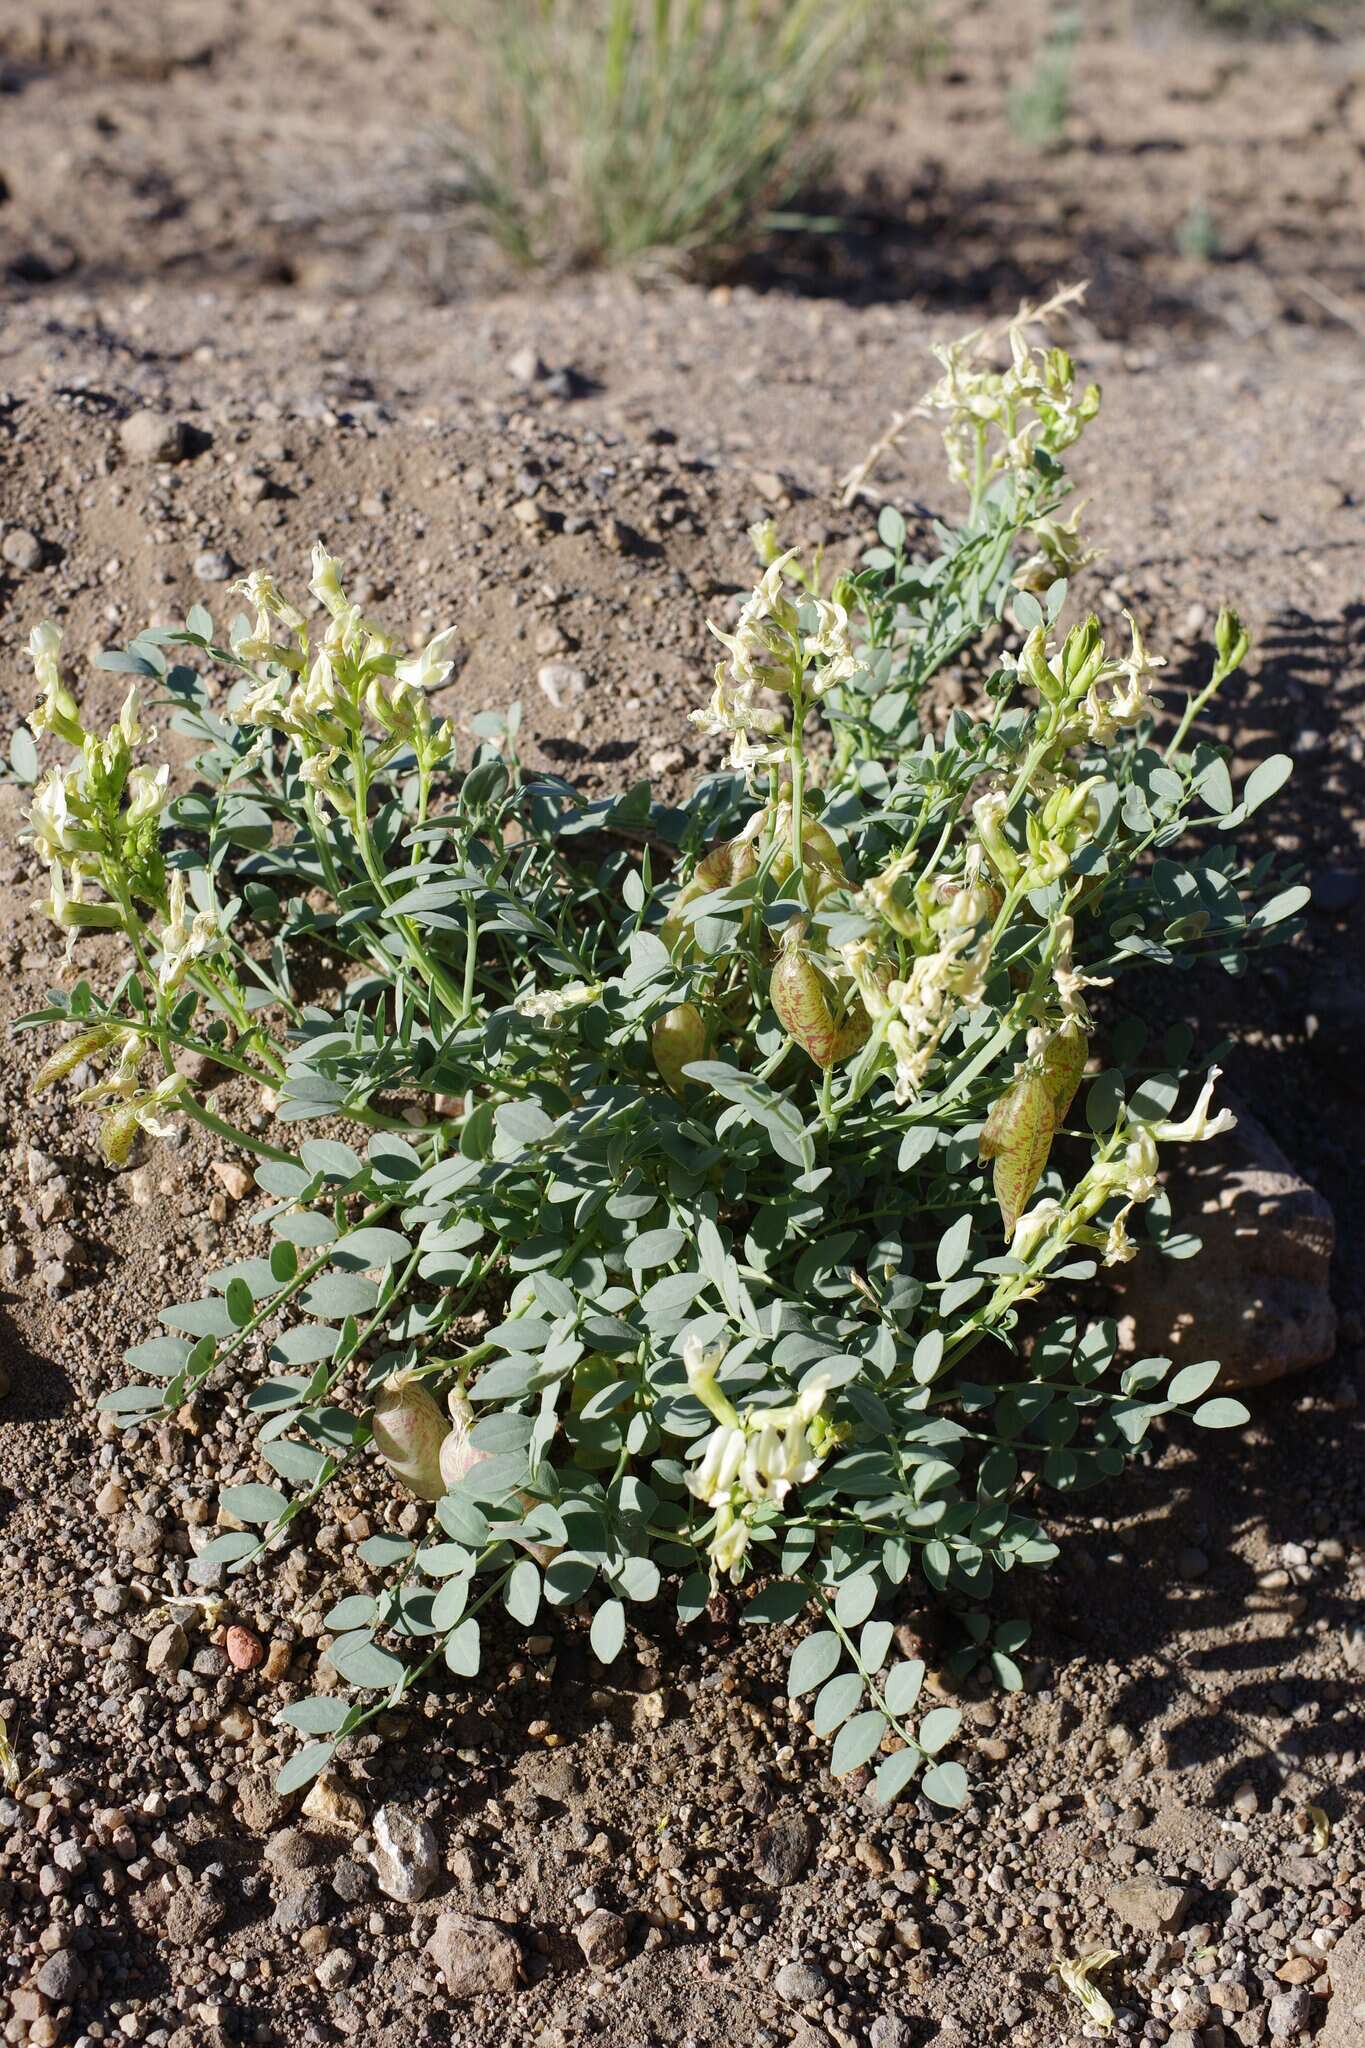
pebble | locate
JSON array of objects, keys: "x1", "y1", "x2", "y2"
[
  {"x1": 192, "y1": 549, "x2": 233, "y2": 583},
  {"x1": 368, "y1": 1803, "x2": 440, "y2": 1903},
  {"x1": 752, "y1": 1813, "x2": 812, "y2": 1888},
  {"x1": 774, "y1": 1960, "x2": 828, "y2": 2006},
  {"x1": 1108, "y1": 1877, "x2": 1196, "y2": 1935},
  {"x1": 427, "y1": 1912, "x2": 522, "y2": 1999},
  {"x1": 119, "y1": 410, "x2": 189, "y2": 464},
  {"x1": 302, "y1": 1771, "x2": 365, "y2": 1831},
  {"x1": 1268, "y1": 1986, "x2": 1311, "y2": 2037},
  {"x1": 537, "y1": 661, "x2": 588, "y2": 707},
  {"x1": 3, "y1": 527, "x2": 43, "y2": 571},
  {"x1": 576, "y1": 1907, "x2": 628, "y2": 1969},
  {"x1": 145, "y1": 1621, "x2": 189, "y2": 1676}
]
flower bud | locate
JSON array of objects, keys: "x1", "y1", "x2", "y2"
[
  {"x1": 1214, "y1": 607, "x2": 1249, "y2": 678},
  {"x1": 372, "y1": 1371, "x2": 449, "y2": 1502}
]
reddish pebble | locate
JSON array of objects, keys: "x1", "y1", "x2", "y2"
[{"x1": 225, "y1": 1625, "x2": 265, "y2": 1671}]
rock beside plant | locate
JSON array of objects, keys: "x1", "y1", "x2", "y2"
[{"x1": 1109, "y1": 1101, "x2": 1335, "y2": 1390}]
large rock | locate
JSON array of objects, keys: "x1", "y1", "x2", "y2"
[
  {"x1": 1323, "y1": 1917, "x2": 1365, "y2": 2047},
  {"x1": 1108, "y1": 1102, "x2": 1335, "y2": 1390}
]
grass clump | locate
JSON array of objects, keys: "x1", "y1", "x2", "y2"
[{"x1": 451, "y1": 0, "x2": 888, "y2": 270}]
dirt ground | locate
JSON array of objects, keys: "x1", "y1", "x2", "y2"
[{"x1": 1, "y1": 3, "x2": 1364, "y2": 2046}]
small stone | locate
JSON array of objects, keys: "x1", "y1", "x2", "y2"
[
  {"x1": 869, "y1": 2020, "x2": 915, "y2": 2048},
  {"x1": 427, "y1": 1912, "x2": 522, "y2": 1999},
  {"x1": 507, "y1": 346, "x2": 547, "y2": 386},
  {"x1": 774, "y1": 1960, "x2": 828, "y2": 2007},
  {"x1": 316, "y1": 1948, "x2": 356, "y2": 1991},
  {"x1": 164, "y1": 1885, "x2": 226, "y2": 1947},
  {"x1": 1312, "y1": 868, "x2": 1359, "y2": 914},
  {"x1": 577, "y1": 1908, "x2": 628, "y2": 1970},
  {"x1": 264, "y1": 1827, "x2": 316, "y2": 1877},
  {"x1": 1268, "y1": 1986, "x2": 1311, "y2": 2038},
  {"x1": 145, "y1": 1622, "x2": 189, "y2": 1676},
  {"x1": 210, "y1": 1161, "x2": 252, "y2": 1201},
  {"x1": 239, "y1": 1770, "x2": 288, "y2": 1833},
  {"x1": 369, "y1": 1803, "x2": 440, "y2": 1903},
  {"x1": 753, "y1": 1813, "x2": 812, "y2": 1888},
  {"x1": 273, "y1": 1878, "x2": 328, "y2": 1933},
  {"x1": 193, "y1": 549, "x2": 233, "y2": 583},
  {"x1": 302, "y1": 1771, "x2": 365, "y2": 1831},
  {"x1": 537, "y1": 661, "x2": 587, "y2": 708},
  {"x1": 512, "y1": 498, "x2": 549, "y2": 533},
  {"x1": 95, "y1": 1479, "x2": 127, "y2": 1518},
  {"x1": 3, "y1": 527, "x2": 43, "y2": 572},
  {"x1": 331, "y1": 1856, "x2": 370, "y2": 1904},
  {"x1": 225, "y1": 1624, "x2": 265, "y2": 1671},
  {"x1": 35, "y1": 1950, "x2": 83, "y2": 2001},
  {"x1": 1108, "y1": 1876, "x2": 1196, "y2": 1935},
  {"x1": 120, "y1": 411, "x2": 188, "y2": 464},
  {"x1": 1277, "y1": 1956, "x2": 1320, "y2": 1986}
]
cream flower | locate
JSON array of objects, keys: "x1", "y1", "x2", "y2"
[{"x1": 514, "y1": 979, "x2": 602, "y2": 1024}]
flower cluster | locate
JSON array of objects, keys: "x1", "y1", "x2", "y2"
[
  {"x1": 922, "y1": 319, "x2": 1101, "y2": 494},
  {"x1": 683, "y1": 1336, "x2": 833, "y2": 1576},
  {"x1": 692, "y1": 551, "x2": 863, "y2": 784},
  {"x1": 1010, "y1": 1067, "x2": 1238, "y2": 1271},
  {"x1": 230, "y1": 548, "x2": 458, "y2": 808}
]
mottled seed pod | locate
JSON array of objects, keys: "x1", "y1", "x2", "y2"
[
  {"x1": 651, "y1": 1002, "x2": 707, "y2": 1094},
  {"x1": 372, "y1": 1371, "x2": 449, "y2": 1502},
  {"x1": 771, "y1": 940, "x2": 838, "y2": 1068},
  {"x1": 1037, "y1": 1021, "x2": 1087, "y2": 1124},
  {"x1": 979, "y1": 1069, "x2": 1057, "y2": 1235},
  {"x1": 98, "y1": 1102, "x2": 142, "y2": 1170},
  {"x1": 661, "y1": 837, "x2": 757, "y2": 955},
  {"x1": 31, "y1": 1025, "x2": 120, "y2": 1096}
]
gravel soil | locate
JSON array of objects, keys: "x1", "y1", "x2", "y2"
[{"x1": 1, "y1": 5, "x2": 1364, "y2": 2047}]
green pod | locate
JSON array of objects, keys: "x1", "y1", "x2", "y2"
[{"x1": 651, "y1": 1002, "x2": 706, "y2": 1094}]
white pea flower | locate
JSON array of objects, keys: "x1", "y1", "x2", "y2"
[
  {"x1": 514, "y1": 979, "x2": 602, "y2": 1024},
  {"x1": 1010, "y1": 1197, "x2": 1066, "y2": 1263},
  {"x1": 156, "y1": 872, "x2": 222, "y2": 991},
  {"x1": 394, "y1": 625, "x2": 458, "y2": 695},
  {"x1": 1148, "y1": 1066, "x2": 1236, "y2": 1145},
  {"x1": 29, "y1": 767, "x2": 85, "y2": 858},
  {"x1": 309, "y1": 544, "x2": 348, "y2": 619},
  {"x1": 124, "y1": 763, "x2": 170, "y2": 827}
]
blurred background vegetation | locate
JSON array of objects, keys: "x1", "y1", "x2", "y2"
[{"x1": 445, "y1": 0, "x2": 1359, "y2": 277}]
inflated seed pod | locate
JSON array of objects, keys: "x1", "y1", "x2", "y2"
[
  {"x1": 1037, "y1": 1020, "x2": 1087, "y2": 1123},
  {"x1": 651, "y1": 1001, "x2": 707, "y2": 1094},
  {"x1": 771, "y1": 936, "x2": 837, "y2": 1068},
  {"x1": 98, "y1": 1102, "x2": 142, "y2": 1170},
  {"x1": 769, "y1": 814, "x2": 846, "y2": 889},
  {"x1": 660, "y1": 836, "x2": 758, "y2": 955},
  {"x1": 31, "y1": 1026, "x2": 120, "y2": 1096},
  {"x1": 372, "y1": 1370, "x2": 449, "y2": 1502},
  {"x1": 770, "y1": 930, "x2": 868, "y2": 1070},
  {"x1": 978, "y1": 1069, "x2": 1057, "y2": 1236}
]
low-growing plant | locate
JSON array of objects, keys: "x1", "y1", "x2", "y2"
[
  {"x1": 451, "y1": 0, "x2": 889, "y2": 270},
  {"x1": 15, "y1": 299, "x2": 1306, "y2": 1807}
]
